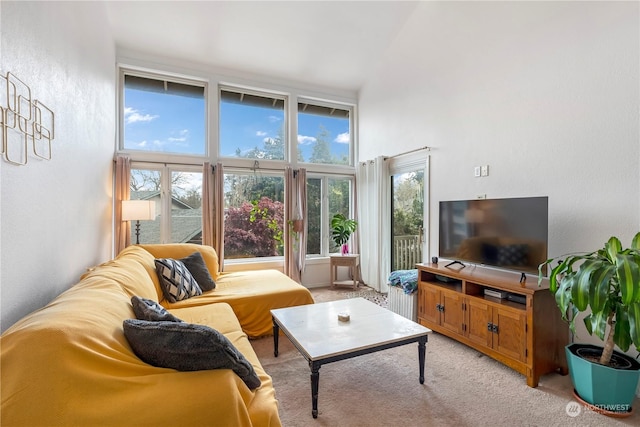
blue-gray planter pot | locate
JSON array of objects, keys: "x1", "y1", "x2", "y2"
[{"x1": 566, "y1": 343, "x2": 640, "y2": 413}]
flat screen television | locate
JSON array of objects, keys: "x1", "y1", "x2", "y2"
[{"x1": 438, "y1": 196, "x2": 548, "y2": 274}]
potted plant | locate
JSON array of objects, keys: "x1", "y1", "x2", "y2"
[
  {"x1": 330, "y1": 213, "x2": 357, "y2": 255},
  {"x1": 538, "y1": 232, "x2": 640, "y2": 415}
]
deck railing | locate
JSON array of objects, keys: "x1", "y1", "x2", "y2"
[{"x1": 393, "y1": 235, "x2": 422, "y2": 270}]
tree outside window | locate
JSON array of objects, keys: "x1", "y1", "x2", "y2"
[{"x1": 298, "y1": 102, "x2": 351, "y2": 166}]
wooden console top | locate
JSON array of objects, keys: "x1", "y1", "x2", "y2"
[{"x1": 417, "y1": 262, "x2": 549, "y2": 295}]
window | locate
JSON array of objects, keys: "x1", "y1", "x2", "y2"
[
  {"x1": 306, "y1": 175, "x2": 354, "y2": 255},
  {"x1": 298, "y1": 101, "x2": 351, "y2": 165},
  {"x1": 219, "y1": 89, "x2": 286, "y2": 160},
  {"x1": 391, "y1": 169, "x2": 424, "y2": 270},
  {"x1": 223, "y1": 172, "x2": 285, "y2": 259},
  {"x1": 118, "y1": 67, "x2": 357, "y2": 265},
  {"x1": 306, "y1": 178, "x2": 322, "y2": 255},
  {"x1": 130, "y1": 166, "x2": 203, "y2": 244},
  {"x1": 122, "y1": 73, "x2": 206, "y2": 156}
]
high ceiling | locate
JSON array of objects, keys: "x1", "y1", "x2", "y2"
[{"x1": 106, "y1": 1, "x2": 420, "y2": 92}]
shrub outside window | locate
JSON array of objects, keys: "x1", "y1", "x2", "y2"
[{"x1": 223, "y1": 172, "x2": 285, "y2": 259}]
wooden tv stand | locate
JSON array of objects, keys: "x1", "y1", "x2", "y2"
[{"x1": 416, "y1": 262, "x2": 568, "y2": 387}]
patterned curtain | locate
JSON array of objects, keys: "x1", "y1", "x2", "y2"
[{"x1": 114, "y1": 155, "x2": 131, "y2": 254}]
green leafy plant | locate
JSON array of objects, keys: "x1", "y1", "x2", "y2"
[
  {"x1": 330, "y1": 213, "x2": 357, "y2": 247},
  {"x1": 538, "y1": 232, "x2": 640, "y2": 366}
]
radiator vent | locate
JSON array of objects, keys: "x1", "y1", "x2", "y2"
[{"x1": 388, "y1": 286, "x2": 418, "y2": 322}]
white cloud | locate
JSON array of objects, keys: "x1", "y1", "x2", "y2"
[
  {"x1": 168, "y1": 129, "x2": 189, "y2": 142},
  {"x1": 268, "y1": 115, "x2": 281, "y2": 123},
  {"x1": 124, "y1": 107, "x2": 158, "y2": 124},
  {"x1": 335, "y1": 132, "x2": 350, "y2": 144},
  {"x1": 298, "y1": 135, "x2": 316, "y2": 145},
  {"x1": 256, "y1": 131, "x2": 267, "y2": 137}
]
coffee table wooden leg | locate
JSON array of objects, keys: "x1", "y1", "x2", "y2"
[
  {"x1": 272, "y1": 319, "x2": 279, "y2": 357},
  {"x1": 418, "y1": 337, "x2": 427, "y2": 384},
  {"x1": 310, "y1": 362, "x2": 320, "y2": 418}
]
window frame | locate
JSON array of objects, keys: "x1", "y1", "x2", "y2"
[
  {"x1": 218, "y1": 85, "x2": 289, "y2": 166},
  {"x1": 297, "y1": 97, "x2": 354, "y2": 168},
  {"x1": 116, "y1": 64, "x2": 358, "y2": 265},
  {"x1": 130, "y1": 162, "x2": 204, "y2": 245},
  {"x1": 118, "y1": 68, "x2": 210, "y2": 164},
  {"x1": 221, "y1": 167, "x2": 287, "y2": 264},
  {"x1": 305, "y1": 173, "x2": 355, "y2": 258}
]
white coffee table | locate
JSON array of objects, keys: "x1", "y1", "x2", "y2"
[{"x1": 271, "y1": 297, "x2": 431, "y2": 418}]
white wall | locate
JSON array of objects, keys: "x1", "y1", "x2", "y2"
[
  {"x1": 359, "y1": 1, "x2": 639, "y2": 353},
  {"x1": 1, "y1": 1, "x2": 115, "y2": 332}
]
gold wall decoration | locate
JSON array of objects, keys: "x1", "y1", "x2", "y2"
[{"x1": 0, "y1": 72, "x2": 55, "y2": 165}]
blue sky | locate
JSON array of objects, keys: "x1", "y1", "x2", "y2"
[
  {"x1": 123, "y1": 89, "x2": 206, "y2": 155},
  {"x1": 124, "y1": 87, "x2": 350, "y2": 161}
]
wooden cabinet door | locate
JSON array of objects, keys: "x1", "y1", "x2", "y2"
[
  {"x1": 493, "y1": 307, "x2": 526, "y2": 362},
  {"x1": 418, "y1": 284, "x2": 440, "y2": 325},
  {"x1": 440, "y1": 289, "x2": 464, "y2": 335},
  {"x1": 465, "y1": 298, "x2": 493, "y2": 348}
]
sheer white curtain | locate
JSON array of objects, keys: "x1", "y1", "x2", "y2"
[{"x1": 356, "y1": 156, "x2": 390, "y2": 293}]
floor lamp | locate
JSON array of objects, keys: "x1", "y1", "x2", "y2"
[{"x1": 122, "y1": 200, "x2": 156, "y2": 244}]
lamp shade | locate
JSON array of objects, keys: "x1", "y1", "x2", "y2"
[{"x1": 122, "y1": 200, "x2": 156, "y2": 221}]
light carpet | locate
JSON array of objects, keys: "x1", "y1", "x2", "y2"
[{"x1": 251, "y1": 286, "x2": 640, "y2": 427}]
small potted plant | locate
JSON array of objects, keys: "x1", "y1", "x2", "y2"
[
  {"x1": 538, "y1": 232, "x2": 640, "y2": 415},
  {"x1": 330, "y1": 213, "x2": 357, "y2": 255}
]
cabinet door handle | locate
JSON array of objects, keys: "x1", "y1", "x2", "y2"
[
  {"x1": 493, "y1": 324, "x2": 499, "y2": 334},
  {"x1": 487, "y1": 322, "x2": 493, "y2": 332}
]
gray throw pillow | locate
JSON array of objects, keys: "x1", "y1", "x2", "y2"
[
  {"x1": 123, "y1": 319, "x2": 261, "y2": 390},
  {"x1": 154, "y1": 258, "x2": 203, "y2": 303},
  {"x1": 179, "y1": 251, "x2": 216, "y2": 292},
  {"x1": 131, "y1": 296, "x2": 183, "y2": 322}
]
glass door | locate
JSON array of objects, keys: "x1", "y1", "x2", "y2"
[{"x1": 391, "y1": 169, "x2": 424, "y2": 271}]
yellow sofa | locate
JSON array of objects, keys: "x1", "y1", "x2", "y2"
[{"x1": 1, "y1": 244, "x2": 314, "y2": 426}]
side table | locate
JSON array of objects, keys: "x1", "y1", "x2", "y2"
[{"x1": 330, "y1": 254, "x2": 360, "y2": 289}]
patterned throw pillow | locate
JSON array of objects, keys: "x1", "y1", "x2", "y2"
[
  {"x1": 131, "y1": 296, "x2": 183, "y2": 322},
  {"x1": 154, "y1": 258, "x2": 203, "y2": 303},
  {"x1": 496, "y1": 244, "x2": 528, "y2": 266},
  {"x1": 123, "y1": 319, "x2": 261, "y2": 390},
  {"x1": 179, "y1": 251, "x2": 216, "y2": 292}
]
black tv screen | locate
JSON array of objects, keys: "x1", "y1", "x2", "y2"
[{"x1": 438, "y1": 197, "x2": 548, "y2": 274}]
